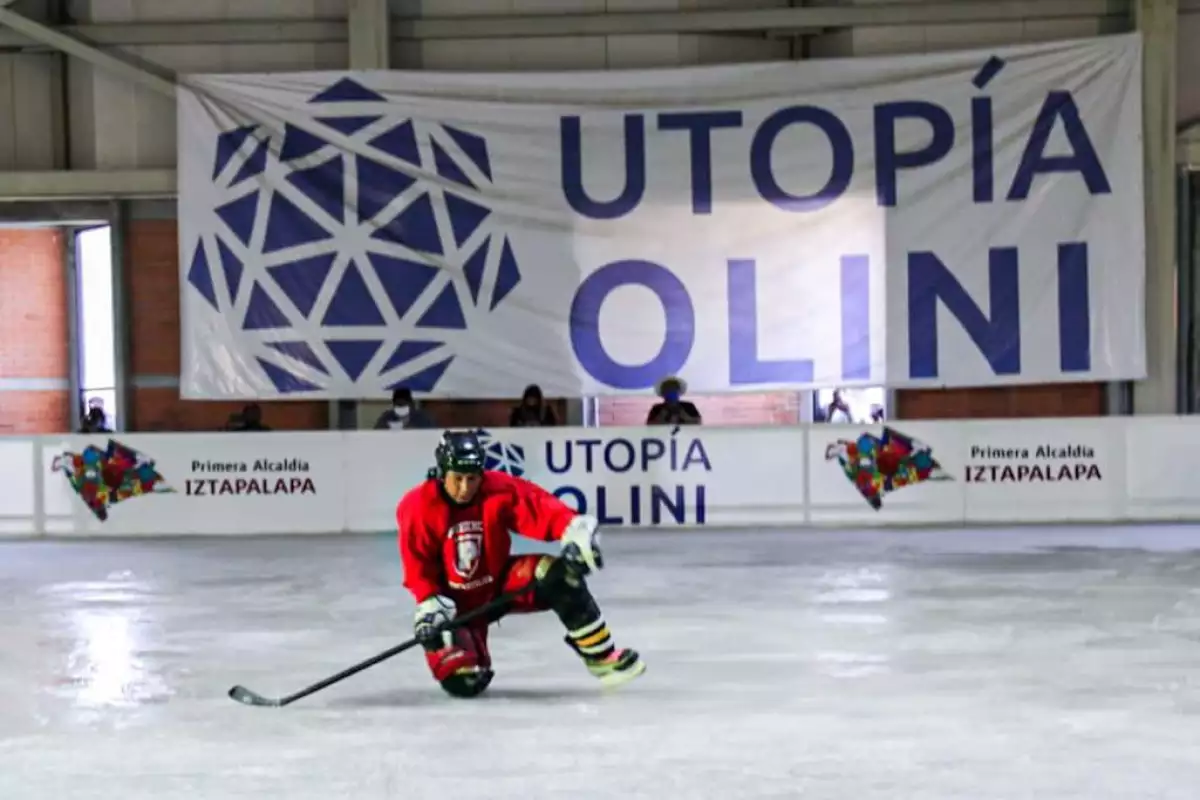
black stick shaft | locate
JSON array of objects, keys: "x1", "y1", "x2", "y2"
[{"x1": 272, "y1": 588, "x2": 523, "y2": 707}]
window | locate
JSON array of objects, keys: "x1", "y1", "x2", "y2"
[
  {"x1": 814, "y1": 386, "x2": 886, "y2": 424},
  {"x1": 77, "y1": 226, "x2": 118, "y2": 431}
]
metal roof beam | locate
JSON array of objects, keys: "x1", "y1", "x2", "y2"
[
  {"x1": 0, "y1": 1, "x2": 1129, "y2": 48},
  {"x1": 0, "y1": 5, "x2": 176, "y2": 96},
  {"x1": 398, "y1": 0, "x2": 1129, "y2": 39},
  {"x1": 0, "y1": 169, "x2": 176, "y2": 200}
]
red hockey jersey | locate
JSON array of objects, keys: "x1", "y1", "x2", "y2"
[{"x1": 396, "y1": 470, "x2": 577, "y2": 607}]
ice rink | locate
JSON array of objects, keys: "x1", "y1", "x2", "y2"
[{"x1": 4, "y1": 527, "x2": 1200, "y2": 799}]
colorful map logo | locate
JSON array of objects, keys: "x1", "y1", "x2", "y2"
[
  {"x1": 825, "y1": 426, "x2": 951, "y2": 510},
  {"x1": 51, "y1": 439, "x2": 174, "y2": 521}
]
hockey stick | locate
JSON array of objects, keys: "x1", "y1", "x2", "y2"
[{"x1": 228, "y1": 587, "x2": 528, "y2": 708}]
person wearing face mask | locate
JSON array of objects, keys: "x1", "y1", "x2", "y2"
[
  {"x1": 373, "y1": 388, "x2": 436, "y2": 430},
  {"x1": 646, "y1": 376, "x2": 702, "y2": 426},
  {"x1": 508, "y1": 384, "x2": 559, "y2": 427}
]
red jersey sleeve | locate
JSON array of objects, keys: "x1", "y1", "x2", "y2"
[
  {"x1": 396, "y1": 488, "x2": 444, "y2": 603},
  {"x1": 494, "y1": 471, "x2": 578, "y2": 542}
]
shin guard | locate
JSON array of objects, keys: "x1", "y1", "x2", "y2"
[{"x1": 535, "y1": 556, "x2": 645, "y2": 686}]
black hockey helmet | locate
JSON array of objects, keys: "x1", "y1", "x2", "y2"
[{"x1": 434, "y1": 430, "x2": 485, "y2": 477}]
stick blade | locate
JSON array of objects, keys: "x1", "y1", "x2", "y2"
[{"x1": 228, "y1": 685, "x2": 281, "y2": 707}]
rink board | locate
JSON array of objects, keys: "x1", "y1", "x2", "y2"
[{"x1": 1, "y1": 417, "x2": 1198, "y2": 537}]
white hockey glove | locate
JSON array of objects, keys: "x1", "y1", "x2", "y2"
[
  {"x1": 560, "y1": 514, "x2": 603, "y2": 574},
  {"x1": 413, "y1": 594, "x2": 456, "y2": 650}
]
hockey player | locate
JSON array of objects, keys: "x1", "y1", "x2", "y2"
[{"x1": 396, "y1": 430, "x2": 645, "y2": 698}]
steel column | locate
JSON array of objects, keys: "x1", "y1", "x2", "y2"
[
  {"x1": 109, "y1": 200, "x2": 132, "y2": 432},
  {"x1": 1133, "y1": 0, "x2": 1180, "y2": 414},
  {"x1": 349, "y1": 0, "x2": 390, "y2": 70},
  {"x1": 335, "y1": 0, "x2": 393, "y2": 430},
  {"x1": 64, "y1": 228, "x2": 82, "y2": 432}
]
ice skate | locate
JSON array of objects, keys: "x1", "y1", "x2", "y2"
[
  {"x1": 565, "y1": 625, "x2": 646, "y2": 688},
  {"x1": 580, "y1": 645, "x2": 646, "y2": 688}
]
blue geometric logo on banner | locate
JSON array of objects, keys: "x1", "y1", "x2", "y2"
[
  {"x1": 381, "y1": 340, "x2": 443, "y2": 372},
  {"x1": 231, "y1": 137, "x2": 270, "y2": 186},
  {"x1": 189, "y1": 75, "x2": 523, "y2": 396},
  {"x1": 265, "y1": 341, "x2": 329, "y2": 375},
  {"x1": 475, "y1": 429, "x2": 526, "y2": 476},
  {"x1": 322, "y1": 261, "x2": 386, "y2": 327},
  {"x1": 280, "y1": 123, "x2": 325, "y2": 161},
  {"x1": 212, "y1": 125, "x2": 257, "y2": 180},
  {"x1": 318, "y1": 115, "x2": 383, "y2": 137},
  {"x1": 186, "y1": 242, "x2": 218, "y2": 310},
  {"x1": 217, "y1": 239, "x2": 244, "y2": 303},
  {"x1": 243, "y1": 283, "x2": 291, "y2": 330},
  {"x1": 215, "y1": 192, "x2": 258, "y2": 247}
]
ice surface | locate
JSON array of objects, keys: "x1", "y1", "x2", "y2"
[{"x1": 5, "y1": 526, "x2": 1200, "y2": 799}]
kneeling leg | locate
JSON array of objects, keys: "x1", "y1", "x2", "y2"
[{"x1": 424, "y1": 626, "x2": 494, "y2": 699}]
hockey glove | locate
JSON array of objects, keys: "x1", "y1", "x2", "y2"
[
  {"x1": 413, "y1": 595, "x2": 456, "y2": 651},
  {"x1": 560, "y1": 514, "x2": 602, "y2": 574}
]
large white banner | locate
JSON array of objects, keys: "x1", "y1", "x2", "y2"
[{"x1": 176, "y1": 35, "x2": 1145, "y2": 400}]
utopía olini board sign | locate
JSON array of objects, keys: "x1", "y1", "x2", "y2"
[
  {"x1": 476, "y1": 427, "x2": 809, "y2": 527},
  {"x1": 339, "y1": 426, "x2": 812, "y2": 531}
]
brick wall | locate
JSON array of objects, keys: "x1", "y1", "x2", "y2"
[
  {"x1": 597, "y1": 392, "x2": 801, "y2": 426},
  {"x1": 129, "y1": 388, "x2": 329, "y2": 432},
  {"x1": 413, "y1": 398, "x2": 570, "y2": 428},
  {"x1": 361, "y1": 394, "x2": 793, "y2": 429},
  {"x1": 124, "y1": 219, "x2": 328, "y2": 431},
  {"x1": 896, "y1": 383, "x2": 1106, "y2": 419},
  {"x1": 595, "y1": 385, "x2": 1103, "y2": 426},
  {"x1": 0, "y1": 390, "x2": 70, "y2": 434},
  {"x1": 365, "y1": 394, "x2": 795, "y2": 428},
  {"x1": 353, "y1": 386, "x2": 1100, "y2": 429},
  {"x1": 0, "y1": 228, "x2": 70, "y2": 434}
]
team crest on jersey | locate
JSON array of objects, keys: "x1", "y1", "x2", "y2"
[{"x1": 449, "y1": 521, "x2": 484, "y2": 581}]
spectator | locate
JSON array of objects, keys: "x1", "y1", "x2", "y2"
[
  {"x1": 227, "y1": 403, "x2": 271, "y2": 431},
  {"x1": 374, "y1": 388, "x2": 436, "y2": 430},
  {"x1": 79, "y1": 403, "x2": 111, "y2": 433},
  {"x1": 509, "y1": 384, "x2": 558, "y2": 427},
  {"x1": 825, "y1": 390, "x2": 852, "y2": 423},
  {"x1": 646, "y1": 376, "x2": 701, "y2": 426}
]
